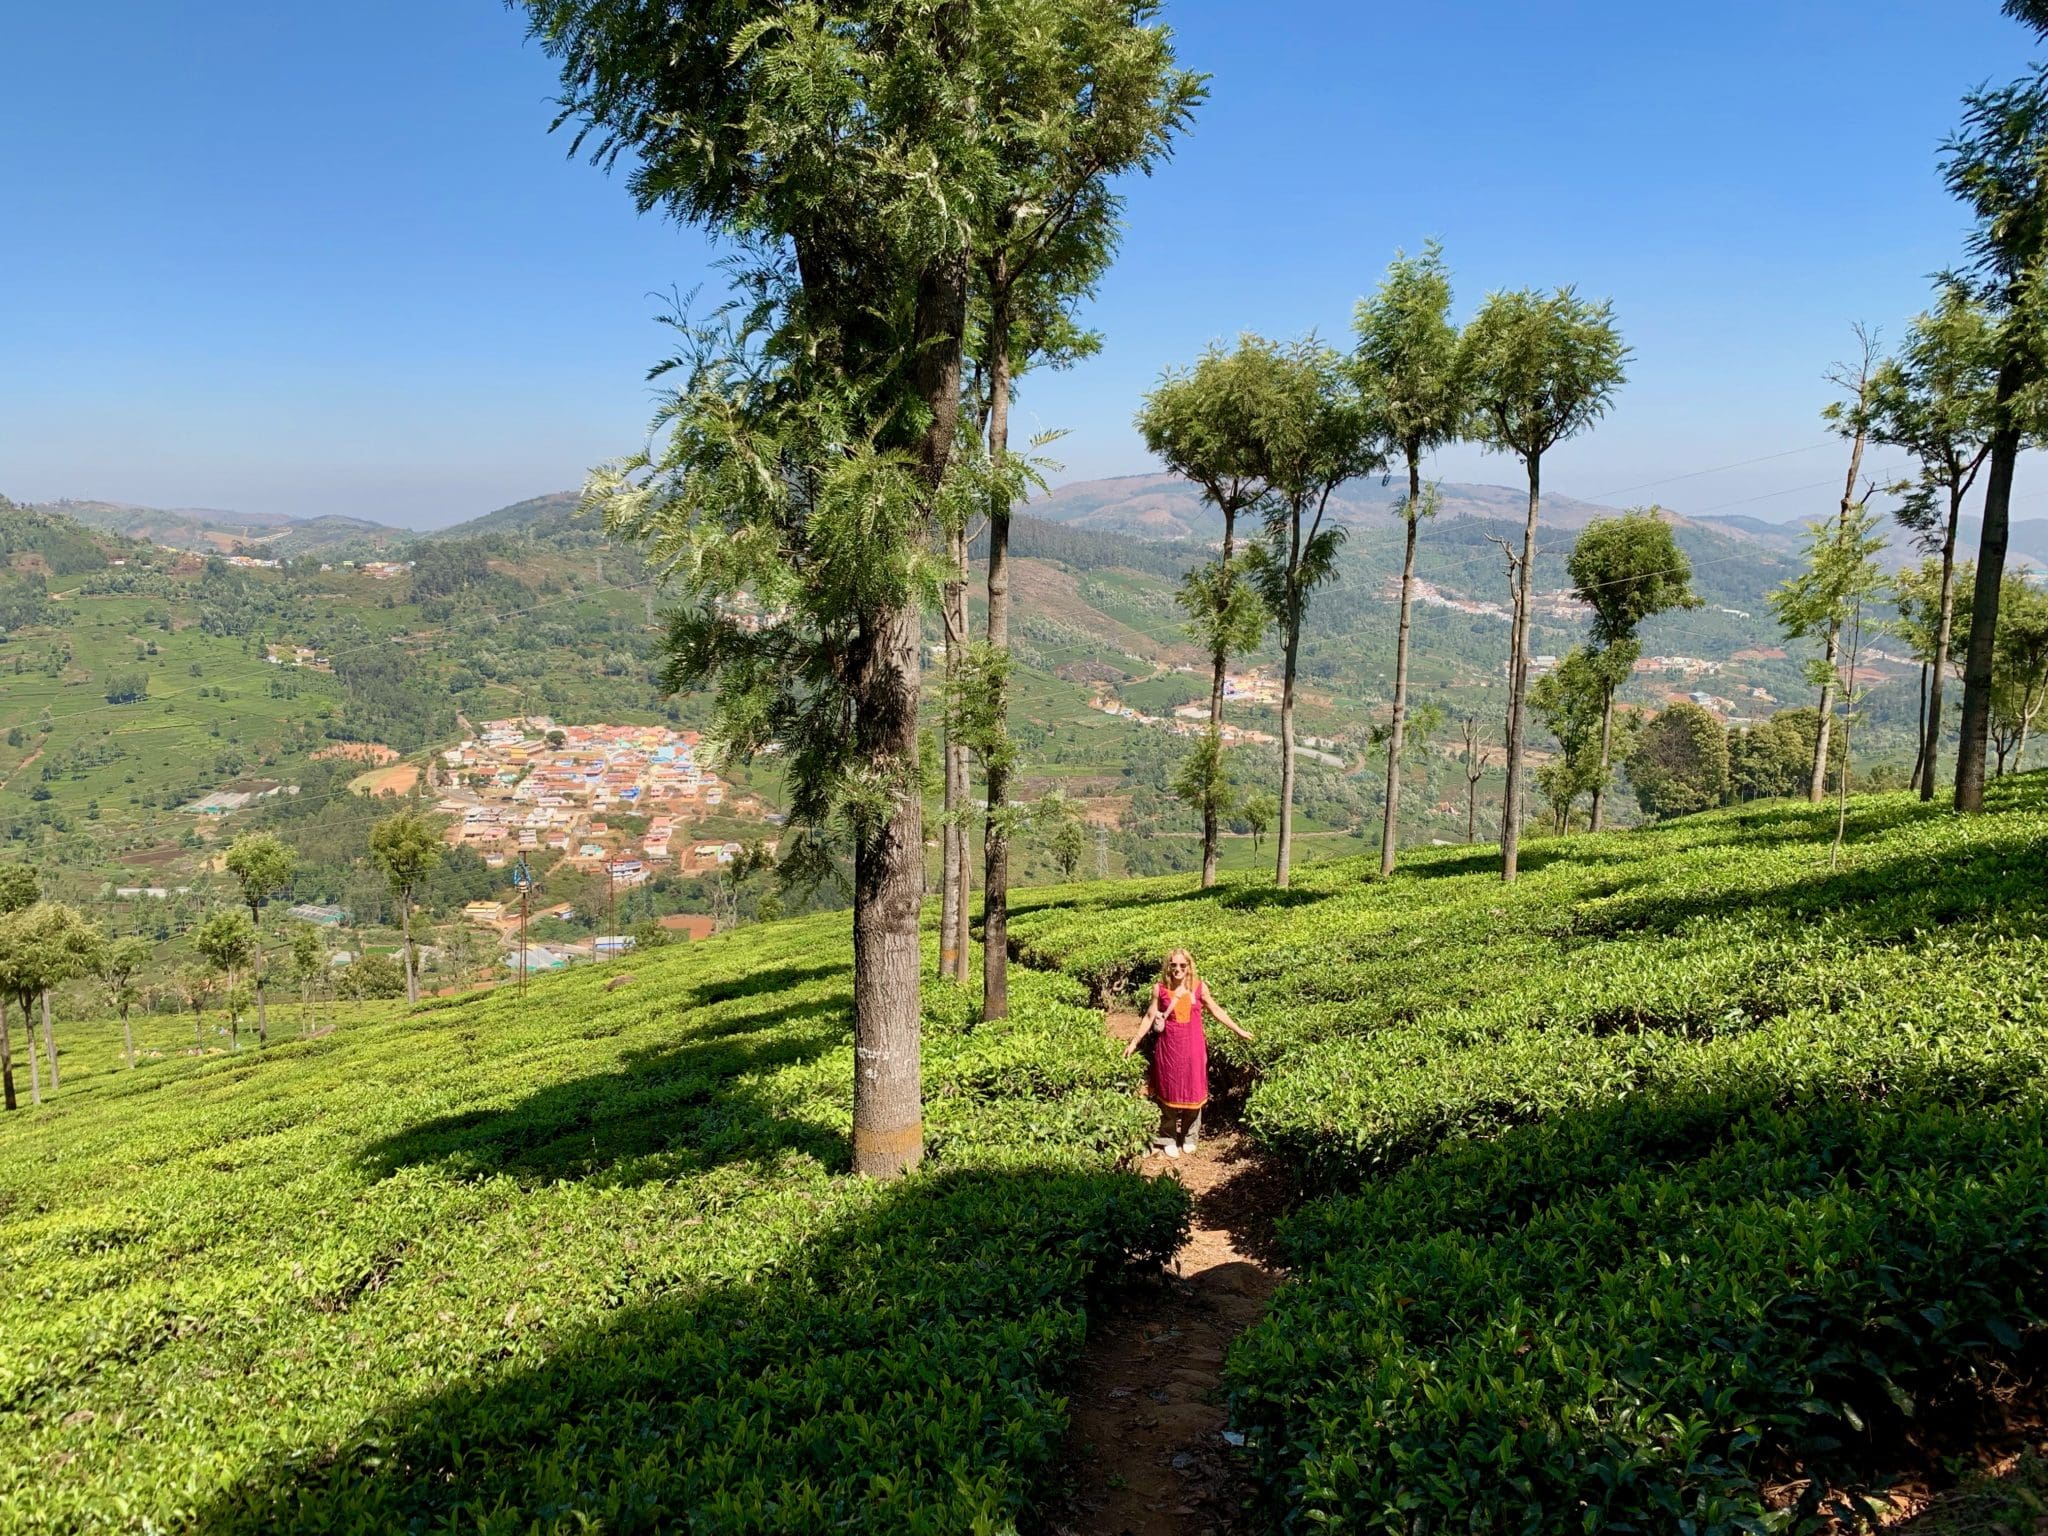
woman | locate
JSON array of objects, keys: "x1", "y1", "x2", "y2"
[{"x1": 1123, "y1": 948, "x2": 1252, "y2": 1158}]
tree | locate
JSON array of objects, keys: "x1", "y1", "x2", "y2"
[
  {"x1": 224, "y1": 831, "x2": 297, "y2": 1046},
  {"x1": 1990, "y1": 573, "x2": 2048, "y2": 772},
  {"x1": 1861, "y1": 285, "x2": 1999, "y2": 800},
  {"x1": 1460, "y1": 714, "x2": 1492, "y2": 844},
  {"x1": 1892, "y1": 556, "x2": 1978, "y2": 789},
  {"x1": 1461, "y1": 287, "x2": 1628, "y2": 880},
  {"x1": 1942, "y1": 64, "x2": 2048, "y2": 809},
  {"x1": 368, "y1": 811, "x2": 441, "y2": 1005},
  {"x1": 335, "y1": 953, "x2": 407, "y2": 1002},
  {"x1": 1353, "y1": 242, "x2": 1468, "y2": 875},
  {"x1": 1242, "y1": 339, "x2": 1382, "y2": 887},
  {"x1": 1170, "y1": 730, "x2": 1238, "y2": 863},
  {"x1": 194, "y1": 912, "x2": 256, "y2": 1049},
  {"x1": 527, "y1": 0, "x2": 1017, "y2": 1179},
  {"x1": 178, "y1": 965, "x2": 218, "y2": 1043},
  {"x1": 1530, "y1": 649, "x2": 1618, "y2": 833},
  {"x1": 1242, "y1": 790, "x2": 1277, "y2": 857},
  {"x1": 1564, "y1": 510, "x2": 1700, "y2": 829},
  {"x1": 100, "y1": 936, "x2": 153, "y2": 1070},
  {"x1": 0, "y1": 863, "x2": 34, "y2": 1108},
  {"x1": 0, "y1": 902, "x2": 103, "y2": 1105},
  {"x1": 1769, "y1": 503, "x2": 1889, "y2": 822},
  {"x1": 964, "y1": 0, "x2": 1200, "y2": 1021},
  {"x1": 0, "y1": 863, "x2": 36, "y2": 915},
  {"x1": 289, "y1": 920, "x2": 325, "y2": 1035},
  {"x1": 1626, "y1": 702, "x2": 1731, "y2": 820},
  {"x1": 1137, "y1": 338, "x2": 1285, "y2": 886},
  {"x1": 1730, "y1": 709, "x2": 1837, "y2": 802}
]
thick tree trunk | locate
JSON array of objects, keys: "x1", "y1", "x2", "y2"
[
  {"x1": 1956, "y1": 359, "x2": 2023, "y2": 812},
  {"x1": 41, "y1": 991, "x2": 57, "y2": 1093},
  {"x1": 1919, "y1": 488, "x2": 1965, "y2": 802},
  {"x1": 1, "y1": 997, "x2": 15, "y2": 1111},
  {"x1": 1591, "y1": 684, "x2": 1616, "y2": 832},
  {"x1": 981, "y1": 260, "x2": 1014, "y2": 1020},
  {"x1": 1379, "y1": 457, "x2": 1421, "y2": 876},
  {"x1": 1200, "y1": 508, "x2": 1241, "y2": 889},
  {"x1": 852, "y1": 599, "x2": 929, "y2": 1179},
  {"x1": 939, "y1": 526, "x2": 965, "y2": 984},
  {"x1": 1501, "y1": 459, "x2": 1542, "y2": 882},
  {"x1": 400, "y1": 902, "x2": 417, "y2": 1006}
]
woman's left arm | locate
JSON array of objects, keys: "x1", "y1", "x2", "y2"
[{"x1": 1201, "y1": 981, "x2": 1254, "y2": 1042}]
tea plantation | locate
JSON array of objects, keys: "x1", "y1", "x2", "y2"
[
  {"x1": 6, "y1": 776, "x2": 2046, "y2": 1533},
  {"x1": 0, "y1": 918, "x2": 1186, "y2": 1532},
  {"x1": 1008, "y1": 773, "x2": 2048, "y2": 1531}
]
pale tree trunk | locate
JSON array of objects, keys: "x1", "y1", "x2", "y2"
[
  {"x1": 228, "y1": 967, "x2": 239, "y2": 1049},
  {"x1": 981, "y1": 259, "x2": 1014, "y2": 1020},
  {"x1": 400, "y1": 901, "x2": 417, "y2": 1006},
  {"x1": 41, "y1": 991, "x2": 57, "y2": 1092},
  {"x1": 1201, "y1": 506, "x2": 1242, "y2": 889},
  {"x1": 1379, "y1": 457, "x2": 1421, "y2": 876},
  {"x1": 1910, "y1": 663, "x2": 1930, "y2": 795},
  {"x1": 1275, "y1": 500, "x2": 1307, "y2": 889},
  {"x1": 939, "y1": 526, "x2": 965, "y2": 984},
  {"x1": 1, "y1": 997, "x2": 16, "y2": 1111},
  {"x1": 1957, "y1": 355, "x2": 2024, "y2": 812},
  {"x1": 23, "y1": 996, "x2": 42, "y2": 1106},
  {"x1": 1591, "y1": 683, "x2": 1616, "y2": 831},
  {"x1": 1501, "y1": 458, "x2": 1542, "y2": 882},
  {"x1": 253, "y1": 920, "x2": 268, "y2": 1046},
  {"x1": 1919, "y1": 486, "x2": 1965, "y2": 801},
  {"x1": 121, "y1": 1002, "x2": 134, "y2": 1070},
  {"x1": 1811, "y1": 414, "x2": 1867, "y2": 802},
  {"x1": 1832, "y1": 605, "x2": 1864, "y2": 870}
]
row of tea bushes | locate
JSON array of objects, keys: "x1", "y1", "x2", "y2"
[{"x1": 0, "y1": 913, "x2": 1187, "y2": 1533}]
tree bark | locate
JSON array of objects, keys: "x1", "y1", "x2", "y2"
[
  {"x1": 41, "y1": 991, "x2": 57, "y2": 1093},
  {"x1": 1275, "y1": 499, "x2": 1307, "y2": 889},
  {"x1": 981, "y1": 254, "x2": 1014, "y2": 1020},
  {"x1": 253, "y1": 926, "x2": 268, "y2": 1047},
  {"x1": 1919, "y1": 486, "x2": 1965, "y2": 802},
  {"x1": 1911, "y1": 662, "x2": 1930, "y2": 795},
  {"x1": 400, "y1": 900, "x2": 417, "y2": 1006},
  {"x1": 1956, "y1": 355, "x2": 2024, "y2": 813},
  {"x1": 1591, "y1": 683, "x2": 1615, "y2": 832},
  {"x1": 1810, "y1": 417, "x2": 1865, "y2": 802},
  {"x1": 25, "y1": 996, "x2": 41, "y2": 1105},
  {"x1": 1380, "y1": 456, "x2": 1421, "y2": 876},
  {"x1": 1, "y1": 997, "x2": 15, "y2": 1111},
  {"x1": 939, "y1": 524, "x2": 965, "y2": 984},
  {"x1": 122, "y1": 1002, "x2": 134, "y2": 1070},
  {"x1": 1501, "y1": 457, "x2": 1542, "y2": 882},
  {"x1": 1201, "y1": 506, "x2": 1242, "y2": 889}
]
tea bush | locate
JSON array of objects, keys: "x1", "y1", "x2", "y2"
[{"x1": 0, "y1": 914, "x2": 1187, "y2": 1533}]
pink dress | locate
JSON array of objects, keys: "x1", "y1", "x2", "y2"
[{"x1": 1151, "y1": 982, "x2": 1210, "y2": 1111}]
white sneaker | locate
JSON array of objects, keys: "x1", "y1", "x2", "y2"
[{"x1": 1163, "y1": 1142, "x2": 1181, "y2": 1159}]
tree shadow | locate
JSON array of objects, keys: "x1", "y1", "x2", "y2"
[
  {"x1": 192, "y1": 1163, "x2": 1189, "y2": 1535},
  {"x1": 684, "y1": 961, "x2": 844, "y2": 1008},
  {"x1": 359, "y1": 1016, "x2": 849, "y2": 1187}
]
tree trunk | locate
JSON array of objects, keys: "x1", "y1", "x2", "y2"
[
  {"x1": 228, "y1": 967, "x2": 238, "y2": 1049},
  {"x1": 122, "y1": 1002, "x2": 134, "y2": 1070},
  {"x1": 953, "y1": 802, "x2": 970, "y2": 986},
  {"x1": 939, "y1": 525, "x2": 965, "y2": 984},
  {"x1": 1276, "y1": 625, "x2": 1300, "y2": 889},
  {"x1": 401, "y1": 901, "x2": 417, "y2": 1006},
  {"x1": 1501, "y1": 458, "x2": 1542, "y2": 883},
  {"x1": 1200, "y1": 507, "x2": 1241, "y2": 889},
  {"x1": 253, "y1": 929, "x2": 268, "y2": 1047},
  {"x1": 1911, "y1": 662, "x2": 1930, "y2": 795},
  {"x1": 1919, "y1": 486, "x2": 1965, "y2": 801},
  {"x1": 1956, "y1": 357, "x2": 2023, "y2": 812},
  {"x1": 1809, "y1": 628, "x2": 1838, "y2": 801},
  {"x1": 1591, "y1": 683, "x2": 1616, "y2": 832},
  {"x1": 41, "y1": 991, "x2": 57, "y2": 1093},
  {"x1": 981, "y1": 257, "x2": 1014, "y2": 1021},
  {"x1": 1467, "y1": 778, "x2": 1479, "y2": 844},
  {"x1": 1379, "y1": 456, "x2": 1421, "y2": 876},
  {"x1": 852, "y1": 598, "x2": 929, "y2": 1178},
  {"x1": 1832, "y1": 604, "x2": 1863, "y2": 870},
  {"x1": 1, "y1": 997, "x2": 15, "y2": 1111}
]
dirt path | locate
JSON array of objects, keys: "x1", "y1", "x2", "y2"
[
  {"x1": 0, "y1": 745, "x2": 45, "y2": 795},
  {"x1": 1043, "y1": 1011, "x2": 1289, "y2": 1536}
]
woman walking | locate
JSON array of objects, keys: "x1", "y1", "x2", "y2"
[{"x1": 1124, "y1": 948, "x2": 1252, "y2": 1158}]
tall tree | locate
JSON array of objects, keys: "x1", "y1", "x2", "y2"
[
  {"x1": 1460, "y1": 713, "x2": 1492, "y2": 844},
  {"x1": 1625, "y1": 702, "x2": 1731, "y2": 821},
  {"x1": 1892, "y1": 556, "x2": 1979, "y2": 792},
  {"x1": 100, "y1": 936, "x2": 152, "y2": 1070},
  {"x1": 367, "y1": 812, "x2": 441, "y2": 1006},
  {"x1": 965, "y1": 0, "x2": 1200, "y2": 1021},
  {"x1": 0, "y1": 903, "x2": 103, "y2": 1102},
  {"x1": 0, "y1": 864, "x2": 35, "y2": 1111},
  {"x1": 528, "y1": 0, "x2": 1032, "y2": 1176},
  {"x1": 1942, "y1": 64, "x2": 2048, "y2": 809},
  {"x1": 224, "y1": 832, "x2": 297, "y2": 1047},
  {"x1": 1861, "y1": 287, "x2": 1999, "y2": 800},
  {"x1": 290, "y1": 920, "x2": 325, "y2": 1036},
  {"x1": 1528, "y1": 648, "x2": 1612, "y2": 833},
  {"x1": 194, "y1": 912, "x2": 256, "y2": 1050},
  {"x1": 1137, "y1": 339, "x2": 1285, "y2": 886},
  {"x1": 1243, "y1": 340, "x2": 1382, "y2": 888},
  {"x1": 1353, "y1": 242, "x2": 1468, "y2": 875},
  {"x1": 1461, "y1": 288, "x2": 1628, "y2": 880},
  {"x1": 1990, "y1": 572, "x2": 2048, "y2": 771},
  {"x1": 1564, "y1": 510, "x2": 1700, "y2": 830}
]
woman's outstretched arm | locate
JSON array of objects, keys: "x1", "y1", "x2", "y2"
[{"x1": 1200, "y1": 981, "x2": 1254, "y2": 1041}]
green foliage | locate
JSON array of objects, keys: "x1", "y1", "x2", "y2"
[
  {"x1": 1170, "y1": 726, "x2": 1237, "y2": 827},
  {"x1": 1351, "y1": 241, "x2": 1465, "y2": 468},
  {"x1": 224, "y1": 831, "x2": 298, "y2": 927},
  {"x1": 1626, "y1": 699, "x2": 1732, "y2": 818},
  {"x1": 367, "y1": 810, "x2": 442, "y2": 905},
  {"x1": 1528, "y1": 647, "x2": 1618, "y2": 828},
  {"x1": 1769, "y1": 505, "x2": 1890, "y2": 685},
  {"x1": 193, "y1": 910, "x2": 255, "y2": 977},
  {"x1": 333, "y1": 951, "x2": 406, "y2": 1000},
  {"x1": 1862, "y1": 282, "x2": 1999, "y2": 542},
  {"x1": 0, "y1": 912, "x2": 1185, "y2": 1530},
  {"x1": 1460, "y1": 287, "x2": 1629, "y2": 465},
  {"x1": 0, "y1": 862, "x2": 37, "y2": 914},
  {"x1": 1730, "y1": 707, "x2": 1835, "y2": 800},
  {"x1": 0, "y1": 901, "x2": 103, "y2": 1015},
  {"x1": 99, "y1": 670, "x2": 148, "y2": 706},
  {"x1": 1566, "y1": 508, "x2": 1700, "y2": 647}
]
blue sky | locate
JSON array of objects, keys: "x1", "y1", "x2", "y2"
[{"x1": 2, "y1": 1, "x2": 2039, "y2": 529}]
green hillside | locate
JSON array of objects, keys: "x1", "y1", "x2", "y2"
[{"x1": 5, "y1": 775, "x2": 2046, "y2": 1530}]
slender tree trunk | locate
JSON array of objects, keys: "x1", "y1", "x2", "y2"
[
  {"x1": 1275, "y1": 501, "x2": 1306, "y2": 889},
  {"x1": 1380, "y1": 457, "x2": 1422, "y2": 876},
  {"x1": 940, "y1": 525, "x2": 965, "y2": 984},
  {"x1": 1911, "y1": 662, "x2": 1930, "y2": 795},
  {"x1": 1957, "y1": 358, "x2": 2023, "y2": 812},
  {"x1": 1919, "y1": 487, "x2": 1965, "y2": 801},
  {"x1": 1591, "y1": 684, "x2": 1616, "y2": 832},
  {"x1": 1832, "y1": 603, "x2": 1864, "y2": 871},
  {"x1": 1, "y1": 997, "x2": 16, "y2": 1111},
  {"x1": 1810, "y1": 421, "x2": 1865, "y2": 802},
  {"x1": 400, "y1": 902, "x2": 417, "y2": 1006},
  {"x1": 1501, "y1": 458, "x2": 1542, "y2": 882},
  {"x1": 253, "y1": 925, "x2": 268, "y2": 1046},
  {"x1": 953, "y1": 796, "x2": 971, "y2": 986},
  {"x1": 25, "y1": 997, "x2": 41, "y2": 1106},
  {"x1": 121, "y1": 1003, "x2": 134, "y2": 1070},
  {"x1": 41, "y1": 991, "x2": 57, "y2": 1092},
  {"x1": 981, "y1": 260, "x2": 1014, "y2": 1020},
  {"x1": 228, "y1": 967, "x2": 238, "y2": 1049},
  {"x1": 1201, "y1": 508, "x2": 1241, "y2": 889}
]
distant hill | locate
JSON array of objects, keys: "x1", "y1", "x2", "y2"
[
  {"x1": 1697, "y1": 509, "x2": 2048, "y2": 573},
  {"x1": 428, "y1": 491, "x2": 585, "y2": 541}
]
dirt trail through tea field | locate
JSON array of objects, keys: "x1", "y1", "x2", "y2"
[{"x1": 1042, "y1": 1010, "x2": 1287, "y2": 1536}]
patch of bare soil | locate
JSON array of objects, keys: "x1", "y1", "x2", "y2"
[{"x1": 1039, "y1": 1012, "x2": 1288, "y2": 1536}]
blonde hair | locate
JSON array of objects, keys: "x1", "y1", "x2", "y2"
[{"x1": 1161, "y1": 948, "x2": 1197, "y2": 992}]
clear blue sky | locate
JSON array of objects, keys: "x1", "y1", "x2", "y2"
[{"x1": 2, "y1": 1, "x2": 2039, "y2": 529}]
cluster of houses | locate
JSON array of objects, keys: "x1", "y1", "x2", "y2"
[{"x1": 1091, "y1": 693, "x2": 1279, "y2": 747}]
